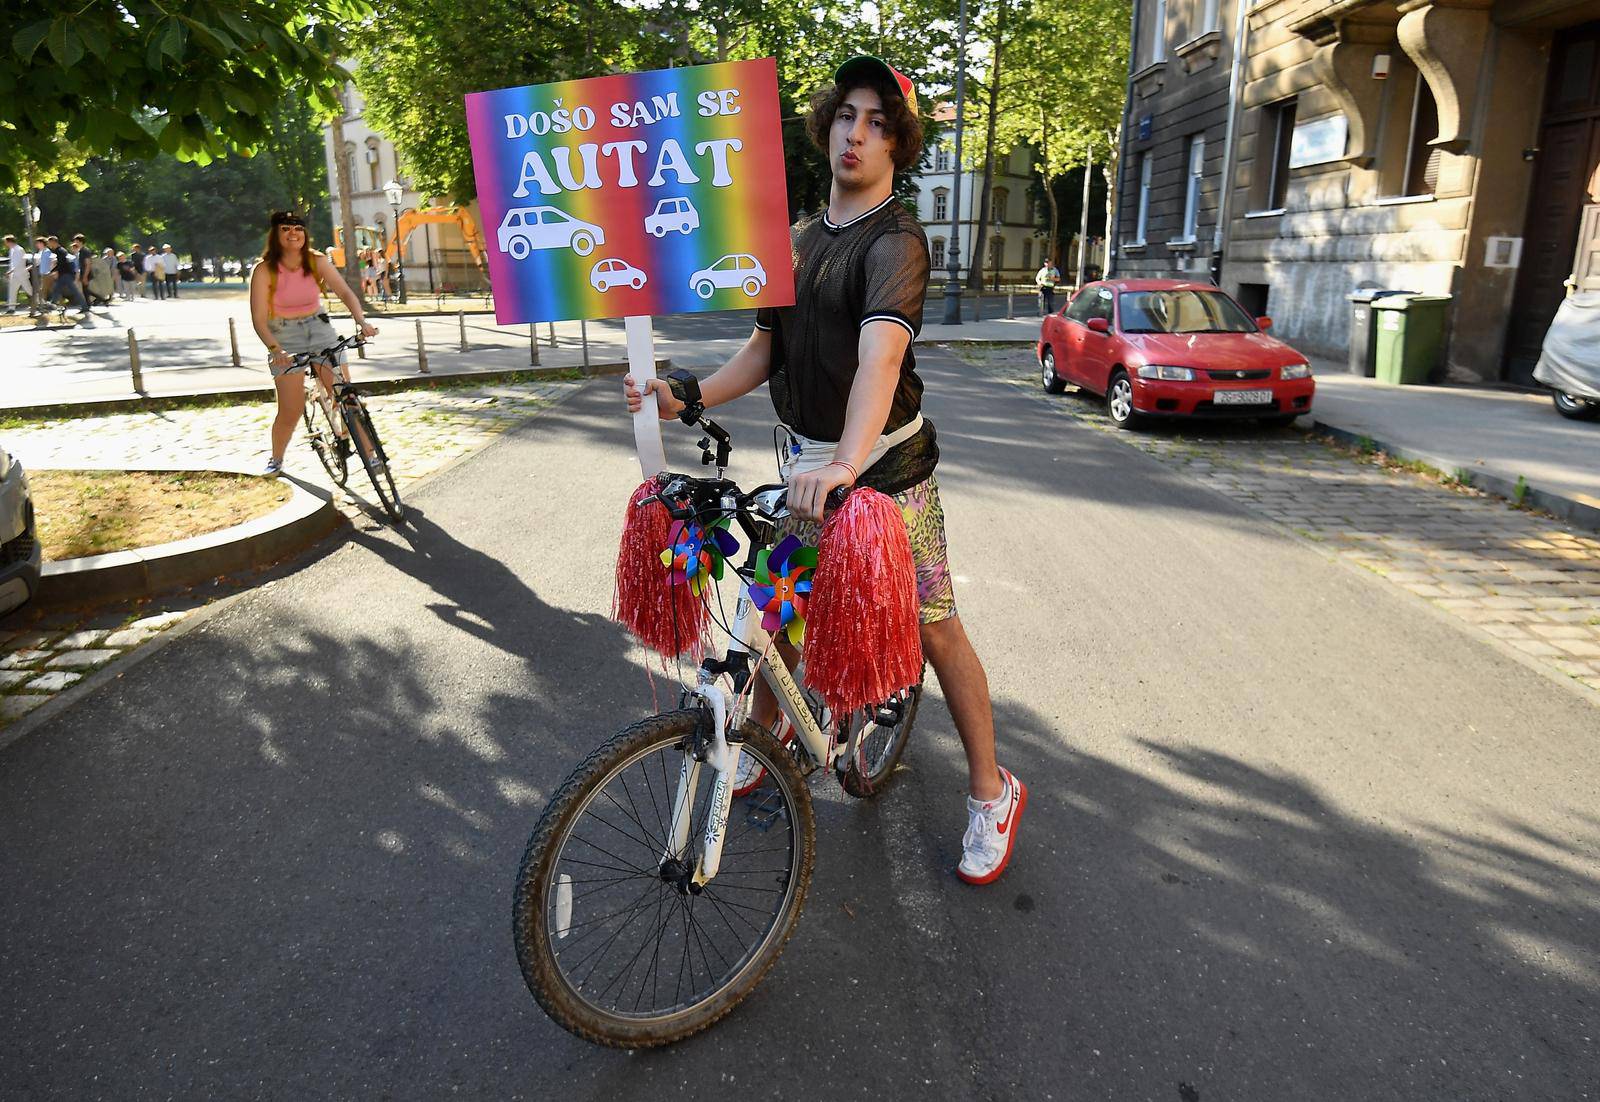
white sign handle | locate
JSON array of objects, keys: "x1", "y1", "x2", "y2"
[{"x1": 626, "y1": 314, "x2": 668, "y2": 480}]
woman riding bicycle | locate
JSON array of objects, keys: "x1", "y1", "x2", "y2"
[{"x1": 249, "y1": 210, "x2": 378, "y2": 477}]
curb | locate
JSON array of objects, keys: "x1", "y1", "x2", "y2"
[
  {"x1": 0, "y1": 357, "x2": 660, "y2": 421},
  {"x1": 1310, "y1": 419, "x2": 1600, "y2": 535},
  {"x1": 34, "y1": 470, "x2": 343, "y2": 610}
]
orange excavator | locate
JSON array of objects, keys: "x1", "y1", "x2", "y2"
[{"x1": 328, "y1": 205, "x2": 489, "y2": 286}]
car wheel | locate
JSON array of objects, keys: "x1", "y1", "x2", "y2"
[
  {"x1": 1041, "y1": 347, "x2": 1067, "y2": 394},
  {"x1": 631, "y1": 277, "x2": 643, "y2": 289},
  {"x1": 742, "y1": 277, "x2": 762, "y2": 297},
  {"x1": 1258, "y1": 413, "x2": 1300, "y2": 429},
  {"x1": 508, "y1": 237, "x2": 530, "y2": 260},
  {"x1": 695, "y1": 279, "x2": 715, "y2": 299},
  {"x1": 1106, "y1": 370, "x2": 1142, "y2": 430},
  {"x1": 571, "y1": 233, "x2": 595, "y2": 257},
  {"x1": 681, "y1": 223, "x2": 692, "y2": 234},
  {"x1": 1553, "y1": 391, "x2": 1600, "y2": 421},
  {"x1": 651, "y1": 225, "x2": 665, "y2": 238}
]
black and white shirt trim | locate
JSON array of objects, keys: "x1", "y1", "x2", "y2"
[
  {"x1": 822, "y1": 194, "x2": 898, "y2": 232},
  {"x1": 860, "y1": 312, "x2": 916, "y2": 339}
]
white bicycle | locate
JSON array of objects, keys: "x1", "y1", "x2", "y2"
[{"x1": 512, "y1": 374, "x2": 922, "y2": 1047}]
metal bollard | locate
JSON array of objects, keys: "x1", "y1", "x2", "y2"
[
  {"x1": 127, "y1": 328, "x2": 144, "y2": 392},
  {"x1": 548, "y1": 321, "x2": 557, "y2": 347},
  {"x1": 1007, "y1": 291, "x2": 1014, "y2": 319},
  {"x1": 415, "y1": 319, "x2": 430, "y2": 373},
  {"x1": 228, "y1": 316, "x2": 241, "y2": 367},
  {"x1": 529, "y1": 323, "x2": 541, "y2": 365},
  {"x1": 973, "y1": 292, "x2": 983, "y2": 322},
  {"x1": 580, "y1": 319, "x2": 590, "y2": 374},
  {"x1": 458, "y1": 310, "x2": 468, "y2": 352}
]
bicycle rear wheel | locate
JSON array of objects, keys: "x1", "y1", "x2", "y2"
[
  {"x1": 341, "y1": 394, "x2": 404, "y2": 521},
  {"x1": 513, "y1": 709, "x2": 815, "y2": 1048},
  {"x1": 301, "y1": 393, "x2": 348, "y2": 486},
  {"x1": 837, "y1": 678, "x2": 922, "y2": 799}
]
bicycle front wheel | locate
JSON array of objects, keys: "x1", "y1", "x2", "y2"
[
  {"x1": 342, "y1": 395, "x2": 403, "y2": 521},
  {"x1": 302, "y1": 393, "x2": 348, "y2": 486},
  {"x1": 513, "y1": 709, "x2": 815, "y2": 1048}
]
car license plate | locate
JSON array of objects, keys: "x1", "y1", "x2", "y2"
[{"x1": 1214, "y1": 388, "x2": 1273, "y2": 406}]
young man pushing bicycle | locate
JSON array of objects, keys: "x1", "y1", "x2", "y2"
[{"x1": 625, "y1": 56, "x2": 1025, "y2": 884}]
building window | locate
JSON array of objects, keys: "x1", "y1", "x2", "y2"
[
  {"x1": 1180, "y1": 135, "x2": 1205, "y2": 241},
  {"x1": 989, "y1": 234, "x2": 1005, "y2": 270},
  {"x1": 1152, "y1": 0, "x2": 1168, "y2": 63},
  {"x1": 1135, "y1": 151, "x2": 1152, "y2": 243},
  {"x1": 1402, "y1": 78, "x2": 1441, "y2": 197},
  {"x1": 1255, "y1": 97, "x2": 1297, "y2": 211},
  {"x1": 1023, "y1": 239, "x2": 1033, "y2": 269},
  {"x1": 344, "y1": 142, "x2": 358, "y2": 190},
  {"x1": 366, "y1": 140, "x2": 382, "y2": 190},
  {"x1": 931, "y1": 236, "x2": 946, "y2": 268},
  {"x1": 992, "y1": 187, "x2": 1008, "y2": 224},
  {"x1": 1024, "y1": 192, "x2": 1036, "y2": 225},
  {"x1": 933, "y1": 188, "x2": 949, "y2": 221},
  {"x1": 935, "y1": 144, "x2": 951, "y2": 172}
]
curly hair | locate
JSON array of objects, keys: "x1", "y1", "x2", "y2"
[{"x1": 805, "y1": 75, "x2": 924, "y2": 173}]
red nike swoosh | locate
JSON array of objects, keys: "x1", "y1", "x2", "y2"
[{"x1": 996, "y1": 795, "x2": 1016, "y2": 834}]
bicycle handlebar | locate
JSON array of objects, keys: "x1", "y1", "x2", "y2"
[
  {"x1": 643, "y1": 473, "x2": 850, "y2": 525},
  {"x1": 290, "y1": 331, "x2": 368, "y2": 370}
]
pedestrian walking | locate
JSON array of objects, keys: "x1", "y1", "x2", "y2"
[
  {"x1": 4, "y1": 234, "x2": 27, "y2": 314},
  {"x1": 1034, "y1": 259, "x2": 1060, "y2": 315},
  {"x1": 249, "y1": 210, "x2": 377, "y2": 477},
  {"x1": 34, "y1": 236, "x2": 54, "y2": 311},
  {"x1": 373, "y1": 249, "x2": 392, "y2": 304},
  {"x1": 89, "y1": 247, "x2": 116, "y2": 305},
  {"x1": 144, "y1": 246, "x2": 164, "y2": 300},
  {"x1": 360, "y1": 248, "x2": 377, "y2": 299},
  {"x1": 72, "y1": 234, "x2": 92, "y2": 303},
  {"x1": 115, "y1": 252, "x2": 137, "y2": 298},
  {"x1": 162, "y1": 244, "x2": 179, "y2": 298},
  {"x1": 129, "y1": 243, "x2": 146, "y2": 297},
  {"x1": 45, "y1": 235, "x2": 88, "y2": 317}
]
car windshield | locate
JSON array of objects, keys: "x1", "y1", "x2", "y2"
[{"x1": 1118, "y1": 290, "x2": 1257, "y2": 334}]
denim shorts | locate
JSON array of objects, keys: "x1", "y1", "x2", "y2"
[{"x1": 267, "y1": 312, "x2": 343, "y2": 378}]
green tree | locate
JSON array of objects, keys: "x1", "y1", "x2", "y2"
[{"x1": 3, "y1": 1, "x2": 367, "y2": 192}]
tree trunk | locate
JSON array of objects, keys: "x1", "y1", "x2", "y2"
[
  {"x1": 329, "y1": 101, "x2": 365, "y2": 306},
  {"x1": 1040, "y1": 108, "x2": 1059, "y2": 265},
  {"x1": 965, "y1": 0, "x2": 1007, "y2": 291}
]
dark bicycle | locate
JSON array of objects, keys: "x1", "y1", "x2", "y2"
[{"x1": 291, "y1": 333, "x2": 404, "y2": 522}]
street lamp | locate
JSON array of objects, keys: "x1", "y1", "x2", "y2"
[
  {"x1": 941, "y1": 0, "x2": 969, "y2": 326},
  {"x1": 383, "y1": 179, "x2": 407, "y2": 304}
]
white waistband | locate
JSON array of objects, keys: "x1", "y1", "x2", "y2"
[{"x1": 780, "y1": 413, "x2": 924, "y2": 481}]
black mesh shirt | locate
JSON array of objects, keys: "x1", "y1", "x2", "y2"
[{"x1": 755, "y1": 196, "x2": 939, "y2": 494}]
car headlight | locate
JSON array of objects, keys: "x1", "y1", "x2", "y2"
[
  {"x1": 1136, "y1": 365, "x2": 1195, "y2": 381},
  {"x1": 1281, "y1": 362, "x2": 1312, "y2": 379}
]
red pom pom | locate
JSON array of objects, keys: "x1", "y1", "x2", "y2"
[
  {"x1": 613, "y1": 478, "x2": 707, "y2": 658},
  {"x1": 803, "y1": 488, "x2": 923, "y2": 716}
]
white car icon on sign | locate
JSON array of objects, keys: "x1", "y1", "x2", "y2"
[
  {"x1": 690, "y1": 254, "x2": 767, "y2": 299},
  {"x1": 645, "y1": 197, "x2": 700, "y2": 238},
  {"x1": 590, "y1": 258, "x2": 648, "y2": 292},
  {"x1": 498, "y1": 206, "x2": 605, "y2": 259}
]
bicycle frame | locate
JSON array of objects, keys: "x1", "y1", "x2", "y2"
[{"x1": 665, "y1": 547, "x2": 833, "y2": 889}]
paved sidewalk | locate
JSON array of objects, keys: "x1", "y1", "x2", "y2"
[
  {"x1": 1307, "y1": 360, "x2": 1600, "y2": 527},
  {"x1": 0, "y1": 376, "x2": 584, "y2": 729},
  {"x1": 964, "y1": 346, "x2": 1600, "y2": 701}
]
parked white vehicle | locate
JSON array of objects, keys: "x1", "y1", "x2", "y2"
[
  {"x1": 589, "y1": 258, "x2": 648, "y2": 292},
  {"x1": 644, "y1": 197, "x2": 700, "y2": 238},
  {"x1": 689, "y1": 254, "x2": 767, "y2": 299},
  {"x1": 498, "y1": 206, "x2": 605, "y2": 259}
]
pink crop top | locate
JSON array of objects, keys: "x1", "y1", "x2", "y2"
[{"x1": 271, "y1": 262, "x2": 322, "y2": 316}]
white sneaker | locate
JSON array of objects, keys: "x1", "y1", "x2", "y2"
[
  {"x1": 264, "y1": 457, "x2": 283, "y2": 477},
  {"x1": 957, "y1": 767, "x2": 1027, "y2": 885}
]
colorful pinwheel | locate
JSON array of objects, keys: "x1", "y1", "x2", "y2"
[
  {"x1": 660, "y1": 518, "x2": 739, "y2": 596},
  {"x1": 746, "y1": 534, "x2": 818, "y2": 646}
]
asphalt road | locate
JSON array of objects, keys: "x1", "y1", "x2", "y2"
[{"x1": 1, "y1": 347, "x2": 1596, "y2": 1100}]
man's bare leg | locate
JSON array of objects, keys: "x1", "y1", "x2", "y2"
[{"x1": 921, "y1": 615, "x2": 1003, "y2": 802}]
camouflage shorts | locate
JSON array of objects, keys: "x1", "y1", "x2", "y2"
[{"x1": 776, "y1": 474, "x2": 956, "y2": 625}]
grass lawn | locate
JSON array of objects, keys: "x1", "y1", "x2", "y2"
[{"x1": 31, "y1": 470, "x2": 292, "y2": 561}]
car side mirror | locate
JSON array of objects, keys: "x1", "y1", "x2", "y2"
[
  {"x1": 1087, "y1": 317, "x2": 1111, "y2": 334},
  {"x1": 1256, "y1": 316, "x2": 1273, "y2": 331}
]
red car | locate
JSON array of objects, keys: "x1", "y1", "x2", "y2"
[{"x1": 1037, "y1": 279, "x2": 1315, "y2": 430}]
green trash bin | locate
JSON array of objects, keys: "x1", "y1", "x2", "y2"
[{"x1": 1372, "y1": 294, "x2": 1451, "y2": 385}]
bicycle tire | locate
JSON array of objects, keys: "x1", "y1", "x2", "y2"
[
  {"x1": 301, "y1": 393, "x2": 348, "y2": 486},
  {"x1": 342, "y1": 394, "x2": 404, "y2": 521},
  {"x1": 837, "y1": 679, "x2": 922, "y2": 799},
  {"x1": 513, "y1": 710, "x2": 815, "y2": 1048}
]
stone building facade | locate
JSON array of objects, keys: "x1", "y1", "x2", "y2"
[
  {"x1": 1220, "y1": 0, "x2": 1600, "y2": 383},
  {"x1": 1115, "y1": 0, "x2": 1250, "y2": 283}
]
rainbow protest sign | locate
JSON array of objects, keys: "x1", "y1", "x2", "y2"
[{"x1": 465, "y1": 58, "x2": 796, "y2": 326}]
